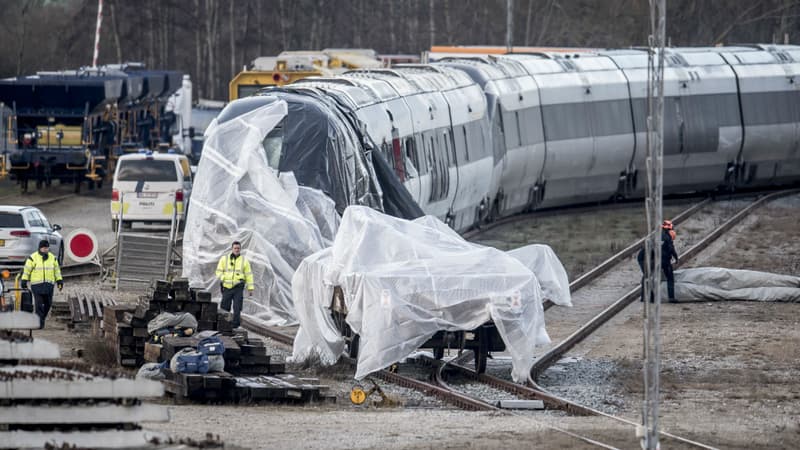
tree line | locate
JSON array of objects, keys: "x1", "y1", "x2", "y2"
[{"x1": 1, "y1": 0, "x2": 798, "y2": 101}]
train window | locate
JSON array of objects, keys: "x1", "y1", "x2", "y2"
[
  {"x1": 237, "y1": 85, "x2": 263, "y2": 99},
  {"x1": 404, "y1": 139, "x2": 419, "y2": 179},
  {"x1": 464, "y1": 122, "x2": 486, "y2": 159},
  {"x1": 453, "y1": 126, "x2": 468, "y2": 162},
  {"x1": 542, "y1": 103, "x2": 590, "y2": 141},
  {"x1": 444, "y1": 131, "x2": 456, "y2": 167},
  {"x1": 502, "y1": 108, "x2": 521, "y2": 149},
  {"x1": 262, "y1": 124, "x2": 284, "y2": 170},
  {"x1": 590, "y1": 100, "x2": 632, "y2": 137},
  {"x1": 493, "y1": 113, "x2": 506, "y2": 161},
  {"x1": 462, "y1": 126, "x2": 470, "y2": 161},
  {"x1": 428, "y1": 136, "x2": 440, "y2": 202},
  {"x1": 519, "y1": 107, "x2": 544, "y2": 145}
]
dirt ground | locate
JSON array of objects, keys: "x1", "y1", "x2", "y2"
[{"x1": 12, "y1": 183, "x2": 800, "y2": 449}]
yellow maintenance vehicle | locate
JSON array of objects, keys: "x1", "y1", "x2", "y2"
[{"x1": 228, "y1": 49, "x2": 384, "y2": 101}]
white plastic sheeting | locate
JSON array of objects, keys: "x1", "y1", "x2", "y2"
[
  {"x1": 668, "y1": 268, "x2": 800, "y2": 302},
  {"x1": 291, "y1": 206, "x2": 555, "y2": 382},
  {"x1": 508, "y1": 245, "x2": 572, "y2": 307},
  {"x1": 182, "y1": 100, "x2": 340, "y2": 325}
]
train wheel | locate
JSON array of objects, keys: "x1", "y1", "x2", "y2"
[
  {"x1": 474, "y1": 328, "x2": 489, "y2": 374},
  {"x1": 348, "y1": 334, "x2": 360, "y2": 359},
  {"x1": 474, "y1": 348, "x2": 488, "y2": 374}
]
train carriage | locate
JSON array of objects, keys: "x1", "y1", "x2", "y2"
[{"x1": 718, "y1": 45, "x2": 800, "y2": 186}]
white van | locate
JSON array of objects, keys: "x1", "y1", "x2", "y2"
[{"x1": 110, "y1": 152, "x2": 192, "y2": 231}]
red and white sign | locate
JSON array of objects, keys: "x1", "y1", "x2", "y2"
[{"x1": 65, "y1": 228, "x2": 99, "y2": 263}]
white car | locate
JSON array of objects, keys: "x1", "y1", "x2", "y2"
[
  {"x1": 0, "y1": 206, "x2": 63, "y2": 267},
  {"x1": 110, "y1": 152, "x2": 192, "y2": 231}
]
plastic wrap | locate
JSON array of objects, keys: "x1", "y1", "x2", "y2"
[
  {"x1": 182, "y1": 100, "x2": 340, "y2": 325},
  {"x1": 291, "y1": 206, "x2": 552, "y2": 382},
  {"x1": 507, "y1": 244, "x2": 572, "y2": 307},
  {"x1": 668, "y1": 268, "x2": 800, "y2": 302}
]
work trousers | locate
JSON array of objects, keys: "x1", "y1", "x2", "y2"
[
  {"x1": 220, "y1": 283, "x2": 244, "y2": 328},
  {"x1": 640, "y1": 263, "x2": 676, "y2": 302},
  {"x1": 33, "y1": 291, "x2": 53, "y2": 329}
]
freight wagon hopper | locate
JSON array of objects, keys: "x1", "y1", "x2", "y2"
[{"x1": 0, "y1": 64, "x2": 184, "y2": 192}]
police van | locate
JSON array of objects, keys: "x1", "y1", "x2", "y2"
[{"x1": 110, "y1": 151, "x2": 192, "y2": 231}]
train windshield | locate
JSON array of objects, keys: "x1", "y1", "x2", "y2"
[{"x1": 262, "y1": 123, "x2": 284, "y2": 170}]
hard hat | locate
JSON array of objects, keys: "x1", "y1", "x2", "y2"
[{"x1": 662, "y1": 219, "x2": 673, "y2": 230}]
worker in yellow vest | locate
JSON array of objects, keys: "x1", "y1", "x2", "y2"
[
  {"x1": 215, "y1": 241, "x2": 254, "y2": 328},
  {"x1": 21, "y1": 240, "x2": 63, "y2": 329}
]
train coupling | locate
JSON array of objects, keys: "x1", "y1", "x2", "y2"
[{"x1": 85, "y1": 154, "x2": 106, "y2": 181}]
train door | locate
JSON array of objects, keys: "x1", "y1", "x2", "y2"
[
  {"x1": 444, "y1": 128, "x2": 460, "y2": 225},
  {"x1": 662, "y1": 65, "x2": 692, "y2": 187},
  {"x1": 415, "y1": 133, "x2": 431, "y2": 210}
]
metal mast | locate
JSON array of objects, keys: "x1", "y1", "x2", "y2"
[
  {"x1": 506, "y1": 0, "x2": 514, "y2": 52},
  {"x1": 642, "y1": 0, "x2": 666, "y2": 449},
  {"x1": 92, "y1": 0, "x2": 104, "y2": 67}
]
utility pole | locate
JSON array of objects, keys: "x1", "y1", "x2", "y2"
[
  {"x1": 641, "y1": 0, "x2": 666, "y2": 449},
  {"x1": 506, "y1": 0, "x2": 514, "y2": 52},
  {"x1": 92, "y1": 0, "x2": 104, "y2": 67}
]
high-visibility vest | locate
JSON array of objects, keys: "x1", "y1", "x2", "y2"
[
  {"x1": 215, "y1": 254, "x2": 254, "y2": 290},
  {"x1": 21, "y1": 251, "x2": 62, "y2": 285}
]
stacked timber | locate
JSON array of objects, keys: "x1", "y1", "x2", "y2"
[
  {"x1": 103, "y1": 304, "x2": 144, "y2": 367},
  {"x1": 162, "y1": 371, "x2": 333, "y2": 404},
  {"x1": 104, "y1": 279, "x2": 230, "y2": 367}
]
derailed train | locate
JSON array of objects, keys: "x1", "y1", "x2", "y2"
[{"x1": 219, "y1": 44, "x2": 800, "y2": 231}]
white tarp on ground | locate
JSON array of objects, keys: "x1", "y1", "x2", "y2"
[
  {"x1": 291, "y1": 206, "x2": 557, "y2": 381},
  {"x1": 182, "y1": 100, "x2": 339, "y2": 325},
  {"x1": 668, "y1": 268, "x2": 800, "y2": 302}
]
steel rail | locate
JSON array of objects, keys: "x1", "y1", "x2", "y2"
[
  {"x1": 428, "y1": 354, "x2": 620, "y2": 448},
  {"x1": 239, "y1": 316, "x2": 497, "y2": 411},
  {"x1": 518, "y1": 189, "x2": 798, "y2": 449},
  {"x1": 530, "y1": 189, "x2": 797, "y2": 383}
]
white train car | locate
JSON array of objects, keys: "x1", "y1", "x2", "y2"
[
  {"x1": 437, "y1": 56, "x2": 545, "y2": 216},
  {"x1": 718, "y1": 45, "x2": 800, "y2": 186},
  {"x1": 507, "y1": 53, "x2": 635, "y2": 207},
  {"x1": 215, "y1": 44, "x2": 800, "y2": 234}
]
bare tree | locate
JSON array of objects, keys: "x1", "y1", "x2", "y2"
[{"x1": 15, "y1": 0, "x2": 32, "y2": 76}]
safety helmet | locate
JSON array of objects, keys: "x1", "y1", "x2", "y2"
[{"x1": 662, "y1": 219, "x2": 673, "y2": 230}]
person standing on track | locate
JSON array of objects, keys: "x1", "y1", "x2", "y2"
[
  {"x1": 637, "y1": 220, "x2": 679, "y2": 303},
  {"x1": 21, "y1": 240, "x2": 63, "y2": 329},
  {"x1": 215, "y1": 241, "x2": 254, "y2": 329}
]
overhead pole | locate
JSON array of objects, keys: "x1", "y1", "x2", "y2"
[
  {"x1": 506, "y1": 0, "x2": 514, "y2": 53},
  {"x1": 92, "y1": 0, "x2": 104, "y2": 67},
  {"x1": 641, "y1": 0, "x2": 666, "y2": 449}
]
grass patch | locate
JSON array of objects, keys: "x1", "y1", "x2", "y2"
[{"x1": 82, "y1": 337, "x2": 118, "y2": 367}]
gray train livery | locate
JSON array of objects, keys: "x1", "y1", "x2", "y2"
[{"x1": 216, "y1": 44, "x2": 800, "y2": 232}]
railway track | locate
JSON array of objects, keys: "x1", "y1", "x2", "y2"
[
  {"x1": 240, "y1": 191, "x2": 795, "y2": 448},
  {"x1": 240, "y1": 317, "x2": 624, "y2": 448}
]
